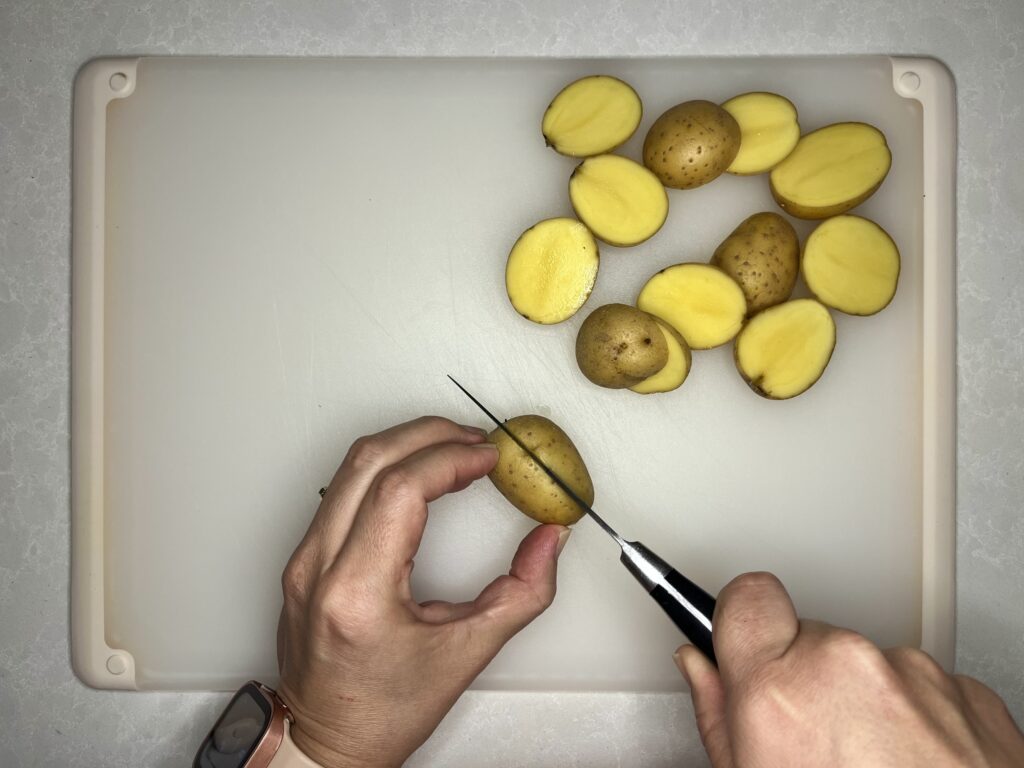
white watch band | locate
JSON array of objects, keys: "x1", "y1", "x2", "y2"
[{"x1": 269, "y1": 720, "x2": 325, "y2": 768}]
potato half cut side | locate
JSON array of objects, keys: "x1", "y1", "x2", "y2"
[
  {"x1": 802, "y1": 215, "x2": 900, "y2": 316},
  {"x1": 637, "y1": 263, "x2": 747, "y2": 349},
  {"x1": 769, "y1": 122, "x2": 891, "y2": 219},
  {"x1": 721, "y1": 91, "x2": 801, "y2": 175},
  {"x1": 505, "y1": 218, "x2": 599, "y2": 324},
  {"x1": 734, "y1": 299, "x2": 836, "y2": 400},
  {"x1": 569, "y1": 154, "x2": 669, "y2": 247},
  {"x1": 630, "y1": 319, "x2": 692, "y2": 394},
  {"x1": 542, "y1": 75, "x2": 643, "y2": 157}
]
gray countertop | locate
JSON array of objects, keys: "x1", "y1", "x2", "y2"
[{"x1": 2, "y1": 1, "x2": 1023, "y2": 765}]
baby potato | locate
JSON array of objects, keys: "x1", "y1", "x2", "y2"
[
  {"x1": 770, "y1": 122, "x2": 892, "y2": 219},
  {"x1": 542, "y1": 75, "x2": 643, "y2": 157},
  {"x1": 637, "y1": 263, "x2": 747, "y2": 349},
  {"x1": 710, "y1": 212, "x2": 799, "y2": 315},
  {"x1": 721, "y1": 92, "x2": 801, "y2": 175},
  {"x1": 734, "y1": 299, "x2": 836, "y2": 400},
  {"x1": 505, "y1": 217, "x2": 600, "y2": 324},
  {"x1": 569, "y1": 154, "x2": 669, "y2": 246},
  {"x1": 629, "y1": 319, "x2": 692, "y2": 394},
  {"x1": 802, "y1": 215, "x2": 900, "y2": 315},
  {"x1": 642, "y1": 100, "x2": 741, "y2": 189},
  {"x1": 487, "y1": 415, "x2": 595, "y2": 525},
  {"x1": 575, "y1": 303, "x2": 669, "y2": 389}
]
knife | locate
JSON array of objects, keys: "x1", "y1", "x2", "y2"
[{"x1": 448, "y1": 375, "x2": 718, "y2": 664}]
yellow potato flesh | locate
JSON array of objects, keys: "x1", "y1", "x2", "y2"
[
  {"x1": 542, "y1": 75, "x2": 642, "y2": 157},
  {"x1": 770, "y1": 123, "x2": 891, "y2": 219},
  {"x1": 630, "y1": 319, "x2": 692, "y2": 394},
  {"x1": 734, "y1": 299, "x2": 836, "y2": 400},
  {"x1": 505, "y1": 218, "x2": 599, "y2": 324},
  {"x1": 637, "y1": 264, "x2": 747, "y2": 349},
  {"x1": 802, "y1": 215, "x2": 900, "y2": 316},
  {"x1": 569, "y1": 154, "x2": 669, "y2": 247},
  {"x1": 722, "y1": 92, "x2": 800, "y2": 175}
]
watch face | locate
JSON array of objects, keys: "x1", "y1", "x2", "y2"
[{"x1": 194, "y1": 683, "x2": 272, "y2": 768}]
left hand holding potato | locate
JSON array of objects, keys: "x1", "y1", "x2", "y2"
[{"x1": 277, "y1": 416, "x2": 570, "y2": 768}]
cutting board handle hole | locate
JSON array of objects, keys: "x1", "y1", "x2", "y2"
[{"x1": 109, "y1": 72, "x2": 129, "y2": 92}]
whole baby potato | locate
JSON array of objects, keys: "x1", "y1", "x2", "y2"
[
  {"x1": 710, "y1": 212, "x2": 799, "y2": 315},
  {"x1": 575, "y1": 303, "x2": 669, "y2": 388},
  {"x1": 487, "y1": 415, "x2": 595, "y2": 525},
  {"x1": 643, "y1": 100, "x2": 741, "y2": 189}
]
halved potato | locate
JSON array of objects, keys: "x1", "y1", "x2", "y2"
[
  {"x1": 637, "y1": 263, "x2": 747, "y2": 349},
  {"x1": 505, "y1": 218, "x2": 599, "y2": 324},
  {"x1": 802, "y1": 215, "x2": 900, "y2": 316},
  {"x1": 542, "y1": 75, "x2": 643, "y2": 157},
  {"x1": 630, "y1": 319, "x2": 692, "y2": 394},
  {"x1": 734, "y1": 298, "x2": 836, "y2": 400},
  {"x1": 721, "y1": 92, "x2": 800, "y2": 175},
  {"x1": 769, "y1": 122, "x2": 891, "y2": 219},
  {"x1": 569, "y1": 155, "x2": 669, "y2": 246},
  {"x1": 575, "y1": 303, "x2": 668, "y2": 389}
]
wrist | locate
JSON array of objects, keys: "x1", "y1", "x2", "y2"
[{"x1": 290, "y1": 722, "x2": 400, "y2": 768}]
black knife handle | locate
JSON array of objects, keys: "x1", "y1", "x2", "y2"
[{"x1": 650, "y1": 569, "x2": 717, "y2": 665}]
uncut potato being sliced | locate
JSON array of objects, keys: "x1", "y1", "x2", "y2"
[
  {"x1": 505, "y1": 217, "x2": 599, "y2": 324},
  {"x1": 637, "y1": 263, "x2": 747, "y2": 349},
  {"x1": 569, "y1": 154, "x2": 669, "y2": 246},
  {"x1": 487, "y1": 414, "x2": 594, "y2": 526},
  {"x1": 734, "y1": 298, "x2": 836, "y2": 400},
  {"x1": 721, "y1": 91, "x2": 801, "y2": 175},
  {"x1": 630, "y1": 319, "x2": 692, "y2": 394},
  {"x1": 769, "y1": 122, "x2": 891, "y2": 219},
  {"x1": 802, "y1": 215, "x2": 901, "y2": 316},
  {"x1": 542, "y1": 75, "x2": 643, "y2": 157}
]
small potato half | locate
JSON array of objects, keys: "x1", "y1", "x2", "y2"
[
  {"x1": 505, "y1": 218, "x2": 599, "y2": 324},
  {"x1": 710, "y1": 212, "x2": 799, "y2": 315},
  {"x1": 770, "y1": 122, "x2": 892, "y2": 219},
  {"x1": 542, "y1": 75, "x2": 643, "y2": 157},
  {"x1": 569, "y1": 154, "x2": 669, "y2": 246},
  {"x1": 802, "y1": 215, "x2": 900, "y2": 316},
  {"x1": 734, "y1": 298, "x2": 836, "y2": 400},
  {"x1": 575, "y1": 303, "x2": 668, "y2": 388},
  {"x1": 642, "y1": 100, "x2": 741, "y2": 189},
  {"x1": 721, "y1": 92, "x2": 801, "y2": 175},
  {"x1": 637, "y1": 263, "x2": 747, "y2": 349},
  {"x1": 629, "y1": 319, "x2": 692, "y2": 394},
  {"x1": 487, "y1": 415, "x2": 594, "y2": 526}
]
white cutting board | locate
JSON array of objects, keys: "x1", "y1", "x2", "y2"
[{"x1": 71, "y1": 56, "x2": 956, "y2": 690}]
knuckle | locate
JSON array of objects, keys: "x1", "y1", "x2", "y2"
[
  {"x1": 345, "y1": 435, "x2": 387, "y2": 472},
  {"x1": 281, "y1": 554, "x2": 312, "y2": 607},
  {"x1": 311, "y1": 579, "x2": 384, "y2": 645},
  {"x1": 374, "y1": 466, "x2": 416, "y2": 503},
  {"x1": 887, "y1": 646, "x2": 943, "y2": 677}
]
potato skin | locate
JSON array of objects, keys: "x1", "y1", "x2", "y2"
[
  {"x1": 487, "y1": 415, "x2": 594, "y2": 525},
  {"x1": 643, "y1": 100, "x2": 741, "y2": 189},
  {"x1": 710, "y1": 212, "x2": 799, "y2": 315},
  {"x1": 575, "y1": 303, "x2": 668, "y2": 388}
]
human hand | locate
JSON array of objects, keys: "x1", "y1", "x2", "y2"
[
  {"x1": 277, "y1": 416, "x2": 570, "y2": 768},
  {"x1": 676, "y1": 572, "x2": 1024, "y2": 768}
]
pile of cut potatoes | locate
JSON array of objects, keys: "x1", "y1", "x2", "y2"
[{"x1": 506, "y1": 75, "x2": 901, "y2": 402}]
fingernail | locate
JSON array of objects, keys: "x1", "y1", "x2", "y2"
[
  {"x1": 674, "y1": 646, "x2": 692, "y2": 686},
  {"x1": 461, "y1": 424, "x2": 489, "y2": 436},
  {"x1": 472, "y1": 441, "x2": 499, "y2": 452},
  {"x1": 556, "y1": 527, "x2": 572, "y2": 556}
]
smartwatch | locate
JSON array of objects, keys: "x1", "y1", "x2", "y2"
[{"x1": 193, "y1": 681, "x2": 323, "y2": 768}]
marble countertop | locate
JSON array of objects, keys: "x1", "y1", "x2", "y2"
[{"x1": 1, "y1": 0, "x2": 1022, "y2": 765}]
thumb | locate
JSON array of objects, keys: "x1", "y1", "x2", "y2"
[
  {"x1": 460, "y1": 524, "x2": 570, "y2": 661},
  {"x1": 676, "y1": 644, "x2": 733, "y2": 768}
]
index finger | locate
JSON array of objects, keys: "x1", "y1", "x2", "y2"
[
  {"x1": 713, "y1": 571, "x2": 799, "y2": 689},
  {"x1": 331, "y1": 440, "x2": 500, "y2": 586}
]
